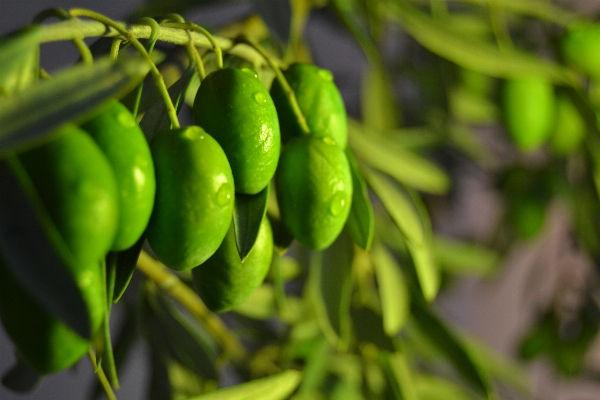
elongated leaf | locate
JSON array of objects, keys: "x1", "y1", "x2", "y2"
[
  {"x1": 330, "y1": 0, "x2": 379, "y2": 60},
  {"x1": 140, "y1": 63, "x2": 196, "y2": 141},
  {"x1": 294, "y1": 338, "x2": 331, "y2": 399},
  {"x1": 0, "y1": 160, "x2": 91, "y2": 338},
  {"x1": 371, "y1": 243, "x2": 409, "y2": 336},
  {"x1": 345, "y1": 149, "x2": 374, "y2": 250},
  {"x1": 362, "y1": 64, "x2": 400, "y2": 132},
  {"x1": 410, "y1": 299, "x2": 493, "y2": 398},
  {"x1": 432, "y1": 236, "x2": 500, "y2": 276},
  {"x1": 113, "y1": 233, "x2": 146, "y2": 302},
  {"x1": 185, "y1": 369, "x2": 302, "y2": 400},
  {"x1": 386, "y1": 1, "x2": 575, "y2": 84},
  {"x1": 414, "y1": 374, "x2": 476, "y2": 400},
  {"x1": 0, "y1": 55, "x2": 149, "y2": 154},
  {"x1": 233, "y1": 186, "x2": 269, "y2": 261},
  {"x1": 379, "y1": 352, "x2": 417, "y2": 400},
  {"x1": 406, "y1": 241, "x2": 439, "y2": 302},
  {"x1": 310, "y1": 230, "x2": 354, "y2": 349},
  {"x1": 349, "y1": 122, "x2": 450, "y2": 194},
  {"x1": 0, "y1": 27, "x2": 42, "y2": 96},
  {"x1": 350, "y1": 306, "x2": 396, "y2": 352},
  {"x1": 1, "y1": 357, "x2": 41, "y2": 393}
]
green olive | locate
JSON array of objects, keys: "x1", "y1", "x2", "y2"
[
  {"x1": 193, "y1": 67, "x2": 280, "y2": 195},
  {"x1": 276, "y1": 135, "x2": 352, "y2": 250},
  {"x1": 549, "y1": 94, "x2": 586, "y2": 156},
  {"x1": 146, "y1": 126, "x2": 235, "y2": 271},
  {"x1": 81, "y1": 100, "x2": 156, "y2": 251},
  {"x1": 270, "y1": 63, "x2": 348, "y2": 147},
  {"x1": 192, "y1": 216, "x2": 273, "y2": 312},
  {"x1": 561, "y1": 22, "x2": 600, "y2": 79}
]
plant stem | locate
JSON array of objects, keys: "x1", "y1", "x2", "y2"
[
  {"x1": 161, "y1": 22, "x2": 224, "y2": 69},
  {"x1": 136, "y1": 251, "x2": 247, "y2": 361},
  {"x1": 88, "y1": 349, "x2": 117, "y2": 400}
]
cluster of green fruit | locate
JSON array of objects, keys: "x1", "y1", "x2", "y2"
[
  {"x1": 501, "y1": 23, "x2": 600, "y2": 155},
  {"x1": 0, "y1": 62, "x2": 351, "y2": 374}
]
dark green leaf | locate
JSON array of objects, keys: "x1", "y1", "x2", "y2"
[
  {"x1": 349, "y1": 122, "x2": 451, "y2": 195},
  {"x1": 268, "y1": 213, "x2": 294, "y2": 255},
  {"x1": 140, "y1": 62, "x2": 196, "y2": 142},
  {"x1": 379, "y1": 352, "x2": 417, "y2": 400},
  {"x1": 371, "y1": 243, "x2": 409, "y2": 336},
  {"x1": 350, "y1": 306, "x2": 396, "y2": 352},
  {"x1": 0, "y1": 159, "x2": 91, "y2": 338},
  {"x1": 414, "y1": 374, "x2": 476, "y2": 400},
  {"x1": 185, "y1": 369, "x2": 302, "y2": 400},
  {"x1": 148, "y1": 347, "x2": 173, "y2": 400},
  {"x1": 345, "y1": 149, "x2": 374, "y2": 250},
  {"x1": 386, "y1": 1, "x2": 576, "y2": 84},
  {"x1": 294, "y1": 338, "x2": 331, "y2": 400},
  {"x1": 113, "y1": 233, "x2": 146, "y2": 303},
  {"x1": 410, "y1": 300, "x2": 493, "y2": 398},
  {"x1": 1, "y1": 357, "x2": 41, "y2": 393},
  {"x1": 0, "y1": 27, "x2": 42, "y2": 96},
  {"x1": 233, "y1": 186, "x2": 269, "y2": 261},
  {"x1": 0, "y1": 55, "x2": 149, "y2": 155},
  {"x1": 309, "y1": 230, "x2": 354, "y2": 349}
]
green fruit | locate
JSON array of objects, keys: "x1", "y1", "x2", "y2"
[
  {"x1": 192, "y1": 216, "x2": 273, "y2": 312},
  {"x1": 18, "y1": 125, "x2": 119, "y2": 265},
  {"x1": 549, "y1": 94, "x2": 586, "y2": 155},
  {"x1": 561, "y1": 22, "x2": 600, "y2": 79},
  {"x1": 502, "y1": 76, "x2": 555, "y2": 152},
  {"x1": 193, "y1": 67, "x2": 280, "y2": 195},
  {"x1": 270, "y1": 63, "x2": 348, "y2": 147},
  {"x1": 146, "y1": 126, "x2": 234, "y2": 271},
  {"x1": 276, "y1": 136, "x2": 352, "y2": 250},
  {"x1": 81, "y1": 100, "x2": 156, "y2": 251}
]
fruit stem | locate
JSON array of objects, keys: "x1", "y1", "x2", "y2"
[
  {"x1": 33, "y1": 8, "x2": 94, "y2": 65},
  {"x1": 68, "y1": 9, "x2": 180, "y2": 129},
  {"x1": 136, "y1": 251, "x2": 247, "y2": 361},
  {"x1": 109, "y1": 38, "x2": 122, "y2": 60},
  {"x1": 88, "y1": 349, "x2": 117, "y2": 400},
  {"x1": 160, "y1": 22, "x2": 224, "y2": 69},
  {"x1": 131, "y1": 17, "x2": 160, "y2": 118},
  {"x1": 236, "y1": 35, "x2": 311, "y2": 135}
]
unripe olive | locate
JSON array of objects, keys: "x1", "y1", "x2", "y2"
[
  {"x1": 561, "y1": 22, "x2": 600, "y2": 79},
  {"x1": 549, "y1": 94, "x2": 586, "y2": 156}
]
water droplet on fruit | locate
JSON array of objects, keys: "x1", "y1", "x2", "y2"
[
  {"x1": 318, "y1": 69, "x2": 333, "y2": 81},
  {"x1": 329, "y1": 191, "x2": 347, "y2": 216},
  {"x1": 241, "y1": 67, "x2": 258, "y2": 79},
  {"x1": 116, "y1": 112, "x2": 136, "y2": 128},
  {"x1": 321, "y1": 136, "x2": 336, "y2": 146},
  {"x1": 216, "y1": 183, "x2": 233, "y2": 206},
  {"x1": 253, "y1": 92, "x2": 267, "y2": 104}
]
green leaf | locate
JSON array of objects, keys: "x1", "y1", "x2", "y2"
[
  {"x1": 361, "y1": 64, "x2": 400, "y2": 132},
  {"x1": 410, "y1": 300, "x2": 493, "y2": 398},
  {"x1": 414, "y1": 374, "x2": 477, "y2": 400},
  {"x1": 140, "y1": 62, "x2": 196, "y2": 142},
  {"x1": 0, "y1": 159, "x2": 91, "y2": 338},
  {"x1": 330, "y1": 0, "x2": 379, "y2": 60},
  {"x1": 233, "y1": 186, "x2": 269, "y2": 261},
  {"x1": 371, "y1": 243, "x2": 409, "y2": 336},
  {"x1": 379, "y1": 352, "x2": 418, "y2": 400},
  {"x1": 349, "y1": 121, "x2": 451, "y2": 195},
  {"x1": 112, "y1": 233, "x2": 146, "y2": 303},
  {"x1": 385, "y1": 1, "x2": 576, "y2": 84},
  {"x1": 350, "y1": 306, "x2": 396, "y2": 352},
  {"x1": 345, "y1": 149, "x2": 374, "y2": 250},
  {"x1": 432, "y1": 236, "x2": 500, "y2": 276},
  {"x1": 309, "y1": 230, "x2": 354, "y2": 350},
  {"x1": 185, "y1": 369, "x2": 302, "y2": 400},
  {"x1": 294, "y1": 338, "x2": 331, "y2": 400},
  {"x1": 1, "y1": 357, "x2": 41, "y2": 393},
  {"x1": 0, "y1": 27, "x2": 42, "y2": 96},
  {"x1": 0, "y1": 55, "x2": 149, "y2": 154},
  {"x1": 406, "y1": 241, "x2": 439, "y2": 302}
]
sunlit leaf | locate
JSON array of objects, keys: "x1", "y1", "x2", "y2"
[
  {"x1": 345, "y1": 149, "x2": 374, "y2": 250},
  {"x1": 362, "y1": 64, "x2": 400, "y2": 132},
  {"x1": 432, "y1": 236, "x2": 500, "y2": 276},
  {"x1": 185, "y1": 369, "x2": 302, "y2": 400},
  {"x1": 414, "y1": 374, "x2": 477, "y2": 400},
  {"x1": 379, "y1": 352, "x2": 417, "y2": 400},
  {"x1": 371, "y1": 242, "x2": 409, "y2": 336},
  {"x1": 0, "y1": 27, "x2": 42, "y2": 96},
  {"x1": 233, "y1": 186, "x2": 269, "y2": 261},
  {"x1": 0, "y1": 55, "x2": 149, "y2": 155}
]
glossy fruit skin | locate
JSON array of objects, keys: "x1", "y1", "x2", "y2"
[
  {"x1": 561, "y1": 22, "x2": 600, "y2": 79},
  {"x1": 550, "y1": 94, "x2": 586, "y2": 155},
  {"x1": 270, "y1": 63, "x2": 348, "y2": 148},
  {"x1": 502, "y1": 76, "x2": 555, "y2": 152},
  {"x1": 192, "y1": 216, "x2": 273, "y2": 312},
  {"x1": 81, "y1": 100, "x2": 156, "y2": 251},
  {"x1": 193, "y1": 67, "x2": 280, "y2": 195},
  {"x1": 0, "y1": 126, "x2": 114, "y2": 373},
  {"x1": 146, "y1": 126, "x2": 235, "y2": 271},
  {"x1": 276, "y1": 136, "x2": 352, "y2": 250}
]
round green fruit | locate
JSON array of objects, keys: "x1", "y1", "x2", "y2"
[
  {"x1": 276, "y1": 136, "x2": 352, "y2": 250},
  {"x1": 502, "y1": 76, "x2": 555, "y2": 152},
  {"x1": 270, "y1": 62, "x2": 348, "y2": 147},
  {"x1": 18, "y1": 125, "x2": 119, "y2": 265},
  {"x1": 192, "y1": 216, "x2": 273, "y2": 312},
  {"x1": 193, "y1": 67, "x2": 280, "y2": 195},
  {"x1": 561, "y1": 22, "x2": 600, "y2": 79},
  {"x1": 549, "y1": 94, "x2": 586, "y2": 156},
  {"x1": 81, "y1": 100, "x2": 156, "y2": 251},
  {"x1": 146, "y1": 126, "x2": 235, "y2": 271}
]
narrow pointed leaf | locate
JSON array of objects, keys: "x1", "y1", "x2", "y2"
[
  {"x1": 185, "y1": 369, "x2": 302, "y2": 400},
  {"x1": 371, "y1": 243, "x2": 409, "y2": 336},
  {"x1": 362, "y1": 64, "x2": 400, "y2": 132},
  {"x1": 432, "y1": 236, "x2": 500, "y2": 276},
  {"x1": 345, "y1": 149, "x2": 374, "y2": 250},
  {"x1": 0, "y1": 160, "x2": 91, "y2": 338},
  {"x1": 233, "y1": 186, "x2": 269, "y2": 261},
  {"x1": 350, "y1": 306, "x2": 396, "y2": 352},
  {"x1": 407, "y1": 241, "x2": 439, "y2": 302},
  {"x1": 379, "y1": 352, "x2": 417, "y2": 400},
  {"x1": 414, "y1": 375, "x2": 477, "y2": 400},
  {"x1": 113, "y1": 233, "x2": 146, "y2": 302},
  {"x1": 0, "y1": 55, "x2": 150, "y2": 154},
  {"x1": 0, "y1": 27, "x2": 42, "y2": 96}
]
